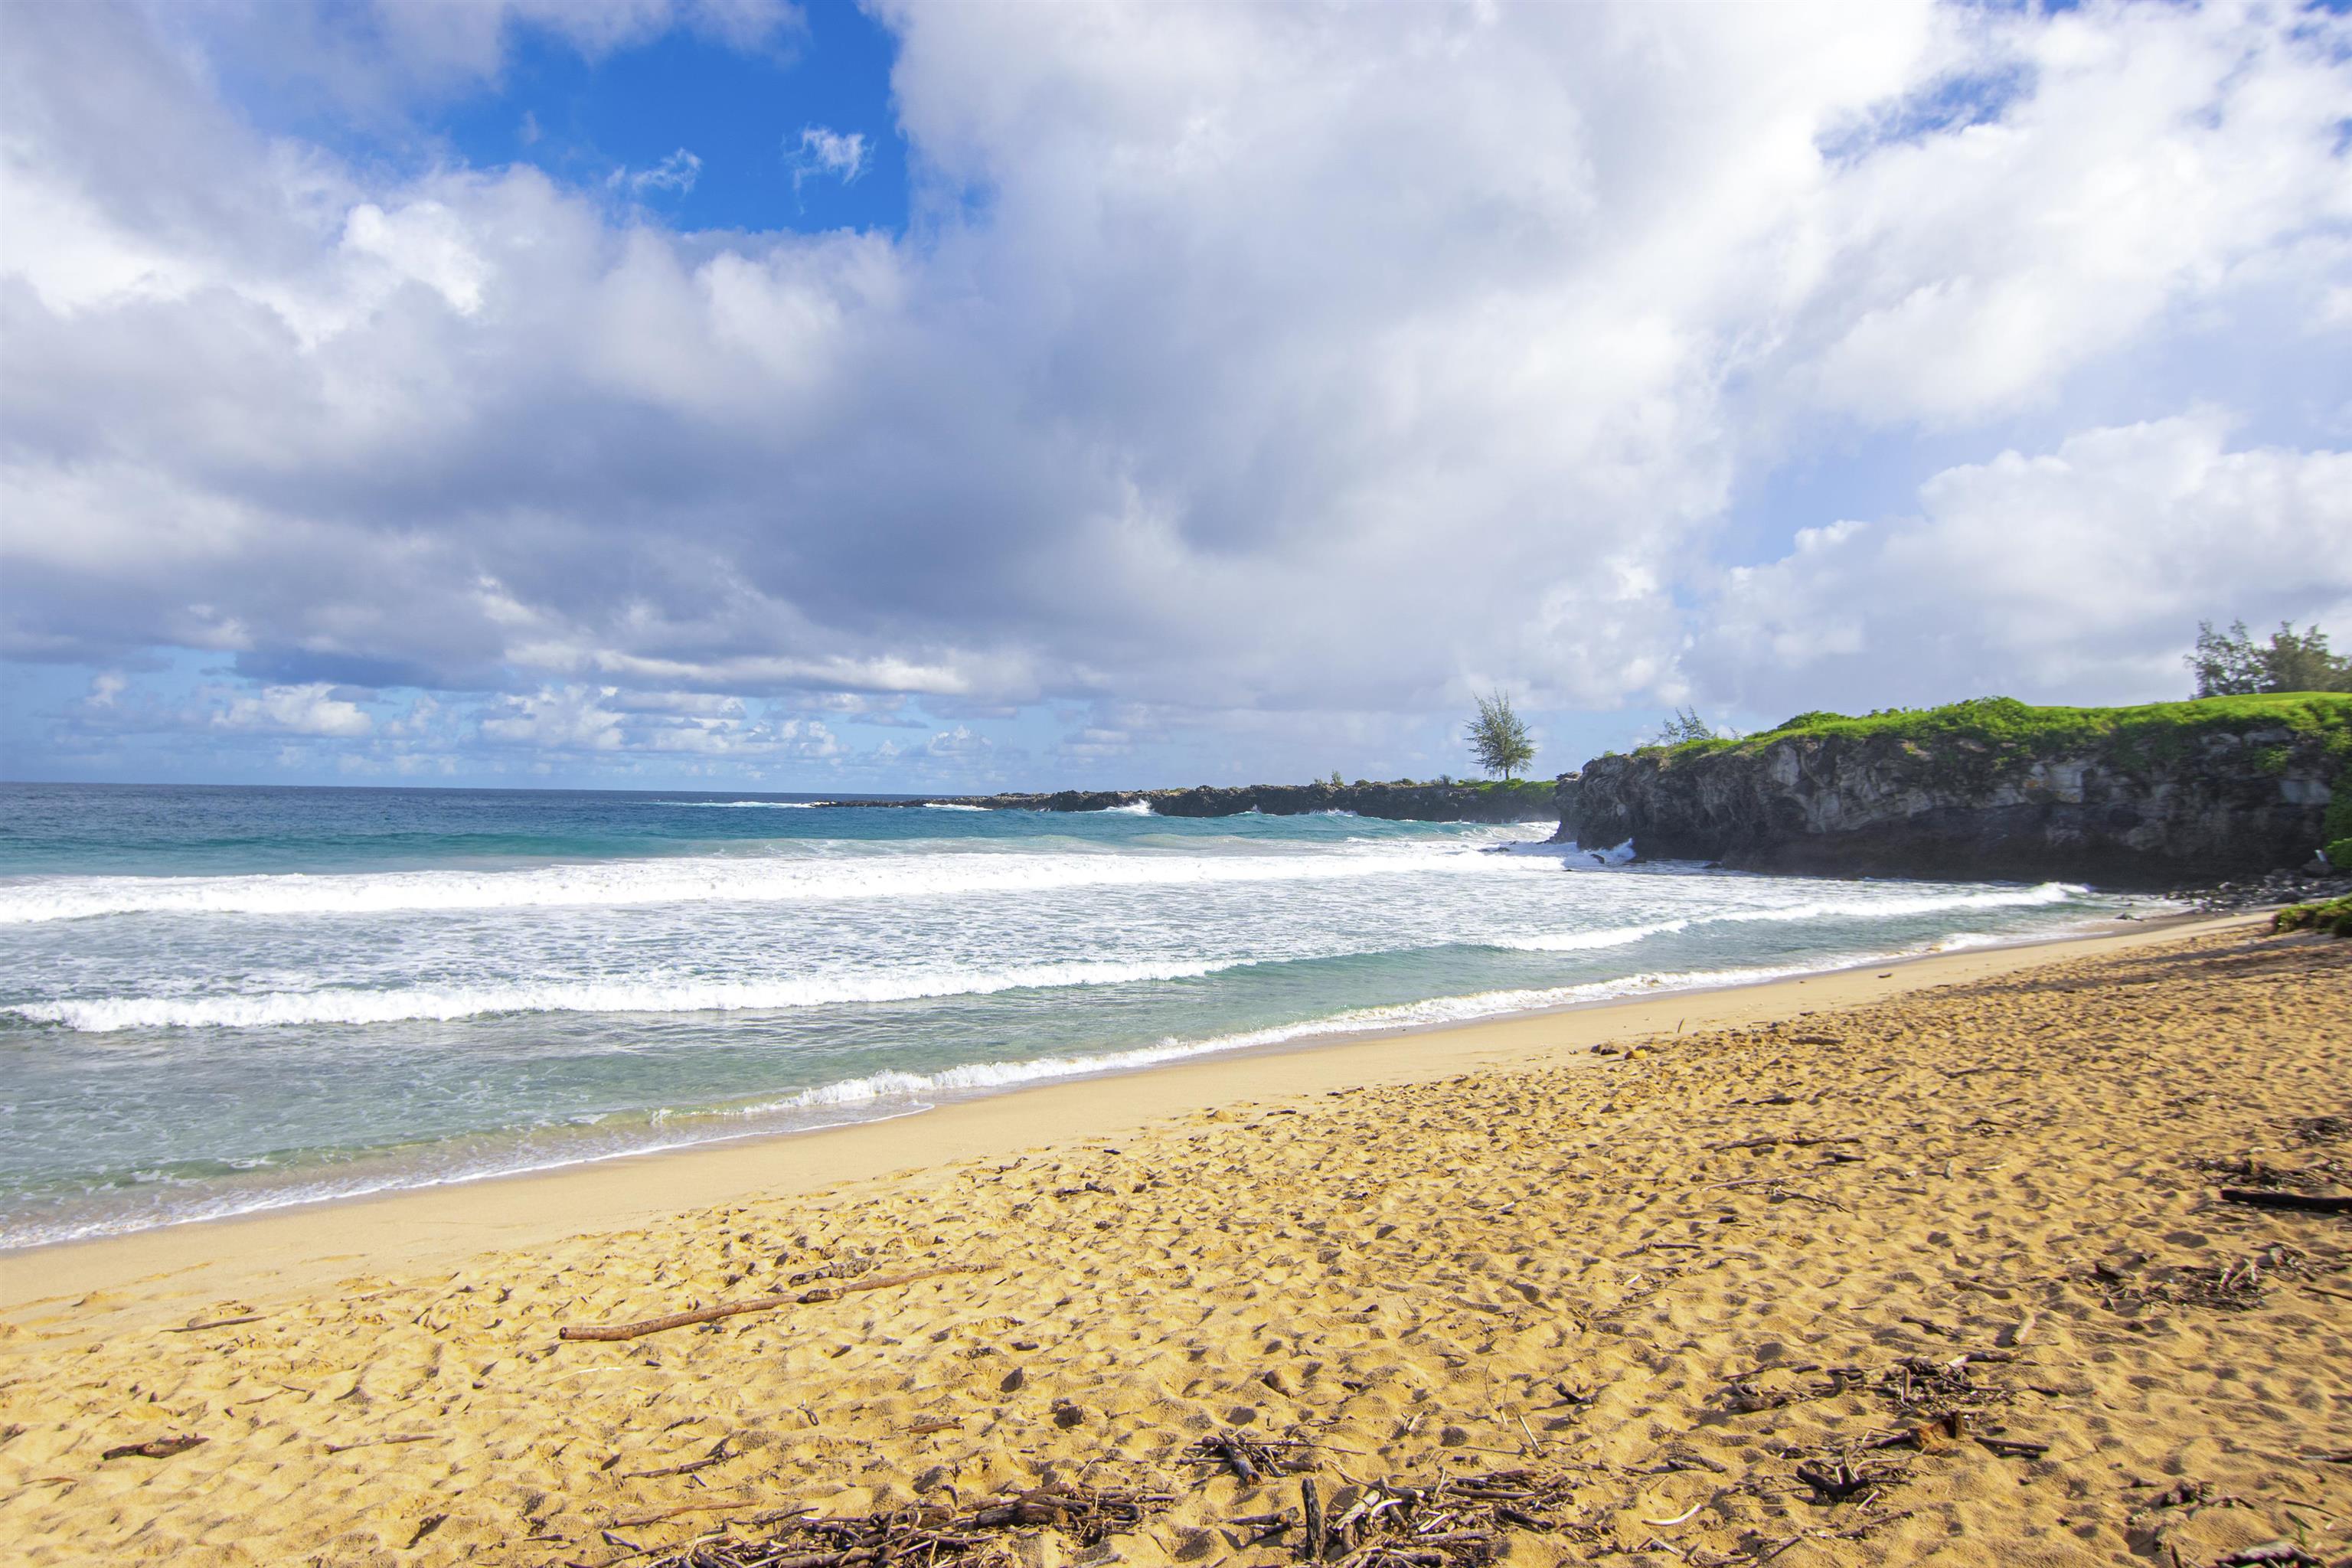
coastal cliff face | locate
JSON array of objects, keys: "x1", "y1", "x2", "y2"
[
  {"x1": 1553, "y1": 695, "x2": 2350, "y2": 887},
  {"x1": 882, "y1": 780, "x2": 1557, "y2": 825}
]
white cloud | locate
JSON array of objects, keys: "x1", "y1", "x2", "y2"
[
  {"x1": 1689, "y1": 412, "x2": 2352, "y2": 714},
  {"x1": 787, "y1": 125, "x2": 868, "y2": 191},
  {"x1": 342, "y1": 199, "x2": 492, "y2": 315},
  {"x1": 923, "y1": 724, "x2": 990, "y2": 760},
  {"x1": 2, "y1": 0, "x2": 2347, "y2": 784},
  {"x1": 611, "y1": 148, "x2": 702, "y2": 199},
  {"x1": 213, "y1": 682, "x2": 375, "y2": 737}
]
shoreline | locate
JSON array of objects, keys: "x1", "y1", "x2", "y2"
[
  {"x1": 0, "y1": 897, "x2": 2141, "y2": 1257},
  {"x1": 0, "y1": 909, "x2": 2232, "y2": 1319},
  {"x1": 5, "y1": 912, "x2": 2342, "y2": 1568}
]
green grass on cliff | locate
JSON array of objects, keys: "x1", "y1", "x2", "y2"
[
  {"x1": 1655, "y1": 693, "x2": 2352, "y2": 767},
  {"x1": 1457, "y1": 777, "x2": 1557, "y2": 802}
]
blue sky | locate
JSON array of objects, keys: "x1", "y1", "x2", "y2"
[
  {"x1": 426, "y1": 1, "x2": 910, "y2": 238},
  {"x1": 2, "y1": 0, "x2": 2348, "y2": 792}
]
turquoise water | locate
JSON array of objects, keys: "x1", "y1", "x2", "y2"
[{"x1": 0, "y1": 782, "x2": 2150, "y2": 1247}]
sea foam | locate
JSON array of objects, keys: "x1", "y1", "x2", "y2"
[
  {"x1": 13, "y1": 957, "x2": 1260, "y2": 1033},
  {"x1": 0, "y1": 841, "x2": 1513, "y2": 925}
]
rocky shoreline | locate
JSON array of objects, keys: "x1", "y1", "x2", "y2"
[
  {"x1": 827, "y1": 697, "x2": 2346, "y2": 891},
  {"x1": 1552, "y1": 695, "x2": 2347, "y2": 889},
  {"x1": 2167, "y1": 865, "x2": 2352, "y2": 915},
  {"x1": 825, "y1": 779, "x2": 1557, "y2": 826}
]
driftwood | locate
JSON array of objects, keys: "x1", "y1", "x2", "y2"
[
  {"x1": 619, "y1": 1441, "x2": 730, "y2": 1478},
  {"x1": 1302, "y1": 1477, "x2": 1324, "y2": 1562},
  {"x1": 1713, "y1": 1135, "x2": 1863, "y2": 1152},
  {"x1": 324, "y1": 1433, "x2": 436, "y2": 1455},
  {"x1": 2220, "y1": 1188, "x2": 2352, "y2": 1215},
  {"x1": 100, "y1": 1435, "x2": 207, "y2": 1461},
  {"x1": 1974, "y1": 1436, "x2": 2050, "y2": 1459},
  {"x1": 559, "y1": 1263, "x2": 985, "y2": 1342},
  {"x1": 1186, "y1": 1429, "x2": 1313, "y2": 1485},
  {"x1": 1794, "y1": 1459, "x2": 1885, "y2": 1501},
  {"x1": 162, "y1": 1315, "x2": 264, "y2": 1333},
  {"x1": 609, "y1": 1498, "x2": 763, "y2": 1530},
  {"x1": 637, "y1": 1482, "x2": 1173, "y2": 1567},
  {"x1": 1284, "y1": 1467, "x2": 1583, "y2": 1566}
]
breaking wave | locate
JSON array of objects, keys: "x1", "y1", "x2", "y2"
[
  {"x1": 0, "y1": 843, "x2": 1514, "y2": 925},
  {"x1": 12, "y1": 957, "x2": 1261, "y2": 1033}
]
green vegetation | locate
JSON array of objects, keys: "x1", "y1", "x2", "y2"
[
  {"x1": 1455, "y1": 777, "x2": 1554, "y2": 803},
  {"x1": 2190, "y1": 620, "x2": 2352, "y2": 696},
  {"x1": 1651, "y1": 706, "x2": 1718, "y2": 744},
  {"x1": 1657, "y1": 693, "x2": 2351, "y2": 764},
  {"x1": 1465, "y1": 691, "x2": 1536, "y2": 780},
  {"x1": 2274, "y1": 897, "x2": 2352, "y2": 938}
]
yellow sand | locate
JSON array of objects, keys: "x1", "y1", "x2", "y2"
[{"x1": 2, "y1": 918, "x2": 2347, "y2": 1566}]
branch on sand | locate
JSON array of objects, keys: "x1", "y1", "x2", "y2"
[{"x1": 558, "y1": 1264, "x2": 987, "y2": 1343}]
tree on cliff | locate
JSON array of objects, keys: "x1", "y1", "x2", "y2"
[
  {"x1": 1465, "y1": 691, "x2": 1535, "y2": 779},
  {"x1": 2189, "y1": 620, "x2": 2352, "y2": 695}
]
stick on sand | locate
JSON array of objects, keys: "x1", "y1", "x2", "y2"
[{"x1": 558, "y1": 1263, "x2": 985, "y2": 1342}]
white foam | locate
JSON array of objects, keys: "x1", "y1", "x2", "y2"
[
  {"x1": 1719, "y1": 881, "x2": 2081, "y2": 923},
  {"x1": 1493, "y1": 919, "x2": 1692, "y2": 952},
  {"x1": 14, "y1": 957, "x2": 1257, "y2": 1033},
  {"x1": 0, "y1": 841, "x2": 1522, "y2": 925},
  {"x1": 923, "y1": 802, "x2": 990, "y2": 811},
  {"x1": 1487, "y1": 884, "x2": 2080, "y2": 954},
  {"x1": 1094, "y1": 800, "x2": 1155, "y2": 815},
  {"x1": 738, "y1": 955, "x2": 1886, "y2": 1116}
]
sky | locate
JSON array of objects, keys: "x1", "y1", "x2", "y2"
[{"x1": 2, "y1": 0, "x2": 2348, "y2": 793}]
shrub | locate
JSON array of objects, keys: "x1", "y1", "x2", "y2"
[{"x1": 2274, "y1": 897, "x2": 2352, "y2": 937}]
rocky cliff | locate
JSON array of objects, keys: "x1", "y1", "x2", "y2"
[
  {"x1": 838, "y1": 779, "x2": 1558, "y2": 825},
  {"x1": 1553, "y1": 694, "x2": 2350, "y2": 887}
]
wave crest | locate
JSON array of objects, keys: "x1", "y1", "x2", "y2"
[
  {"x1": 0, "y1": 842, "x2": 1517, "y2": 925},
  {"x1": 11, "y1": 957, "x2": 1257, "y2": 1033}
]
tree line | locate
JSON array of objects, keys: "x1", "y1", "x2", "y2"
[{"x1": 2188, "y1": 620, "x2": 2352, "y2": 697}]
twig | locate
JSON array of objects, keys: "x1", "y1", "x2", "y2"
[
  {"x1": 1975, "y1": 1436, "x2": 2050, "y2": 1459},
  {"x1": 559, "y1": 1263, "x2": 985, "y2": 1342},
  {"x1": 325, "y1": 1434, "x2": 438, "y2": 1455},
  {"x1": 606, "y1": 1498, "x2": 762, "y2": 1529},
  {"x1": 100, "y1": 1435, "x2": 207, "y2": 1461},
  {"x1": 163, "y1": 1315, "x2": 265, "y2": 1333}
]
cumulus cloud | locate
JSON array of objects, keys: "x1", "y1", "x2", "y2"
[
  {"x1": 214, "y1": 683, "x2": 376, "y2": 737},
  {"x1": 2, "y1": 0, "x2": 2347, "y2": 782},
  {"x1": 1688, "y1": 413, "x2": 2352, "y2": 715}
]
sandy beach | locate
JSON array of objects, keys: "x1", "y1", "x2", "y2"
[{"x1": 3, "y1": 916, "x2": 2347, "y2": 1567}]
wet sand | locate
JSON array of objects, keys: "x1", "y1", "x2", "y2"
[{"x1": 3, "y1": 916, "x2": 2347, "y2": 1566}]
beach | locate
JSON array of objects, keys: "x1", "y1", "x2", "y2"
[{"x1": 4, "y1": 914, "x2": 2347, "y2": 1566}]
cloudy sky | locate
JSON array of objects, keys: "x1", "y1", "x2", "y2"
[{"x1": 2, "y1": 0, "x2": 2347, "y2": 791}]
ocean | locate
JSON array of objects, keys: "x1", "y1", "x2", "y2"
[{"x1": 0, "y1": 782, "x2": 2154, "y2": 1250}]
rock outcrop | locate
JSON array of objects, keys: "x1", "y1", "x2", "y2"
[
  {"x1": 1553, "y1": 695, "x2": 2349, "y2": 887},
  {"x1": 838, "y1": 779, "x2": 1559, "y2": 826}
]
